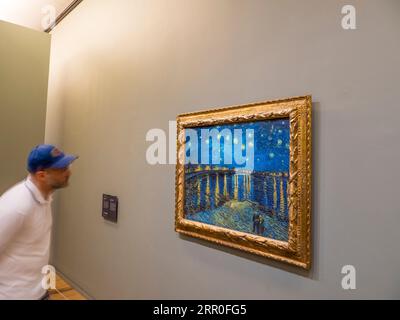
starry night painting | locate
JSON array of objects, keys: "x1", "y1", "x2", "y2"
[{"x1": 184, "y1": 118, "x2": 290, "y2": 242}]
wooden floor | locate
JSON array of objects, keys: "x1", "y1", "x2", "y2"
[{"x1": 48, "y1": 274, "x2": 87, "y2": 300}]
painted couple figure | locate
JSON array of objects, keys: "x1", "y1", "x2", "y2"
[{"x1": 252, "y1": 213, "x2": 265, "y2": 235}]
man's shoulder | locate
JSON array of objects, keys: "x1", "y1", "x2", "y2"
[{"x1": 0, "y1": 180, "x2": 35, "y2": 216}]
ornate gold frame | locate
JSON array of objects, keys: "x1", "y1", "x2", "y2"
[{"x1": 175, "y1": 95, "x2": 312, "y2": 269}]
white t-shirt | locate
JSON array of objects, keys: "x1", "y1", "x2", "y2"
[{"x1": 0, "y1": 177, "x2": 53, "y2": 300}]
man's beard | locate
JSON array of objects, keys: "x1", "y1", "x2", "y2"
[{"x1": 50, "y1": 179, "x2": 69, "y2": 189}]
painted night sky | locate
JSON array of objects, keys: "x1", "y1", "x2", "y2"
[{"x1": 185, "y1": 118, "x2": 290, "y2": 172}]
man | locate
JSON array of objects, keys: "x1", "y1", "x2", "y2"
[
  {"x1": 258, "y1": 214, "x2": 265, "y2": 235},
  {"x1": 0, "y1": 144, "x2": 78, "y2": 300},
  {"x1": 252, "y1": 212, "x2": 260, "y2": 234}
]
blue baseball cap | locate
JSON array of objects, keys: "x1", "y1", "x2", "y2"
[{"x1": 27, "y1": 144, "x2": 78, "y2": 173}]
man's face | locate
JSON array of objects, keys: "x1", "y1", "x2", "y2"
[{"x1": 43, "y1": 167, "x2": 72, "y2": 189}]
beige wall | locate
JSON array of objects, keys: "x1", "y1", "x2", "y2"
[
  {"x1": 47, "y1": 0, "x2": 400, "y2": 299},
  {"x1": 0, "y1": 21, "x2": 50, "y2": 194}
]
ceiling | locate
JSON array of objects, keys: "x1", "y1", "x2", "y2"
[{"x1": 0, "y1": 0, "x2": 75, "y2": 32}]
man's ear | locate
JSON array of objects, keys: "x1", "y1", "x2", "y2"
[{"x1": 34, "y1": 170, "x2": 46, "y2": 181}]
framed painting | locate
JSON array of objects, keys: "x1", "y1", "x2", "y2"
[{"x1": 175, "y1": 95, "x2": 312, "y2": 269}]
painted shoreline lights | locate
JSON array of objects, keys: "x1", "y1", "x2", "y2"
[{"x1": 175, "y1": 96, "x2": 312, "y2": 269}]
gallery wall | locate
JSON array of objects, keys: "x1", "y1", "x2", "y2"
[
  {"x1": 46, "y1": 0, "x2": 400, "y2": 299},
  {"x1": 0, "y1": 21, "x2": 50, "y2": 194}
]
